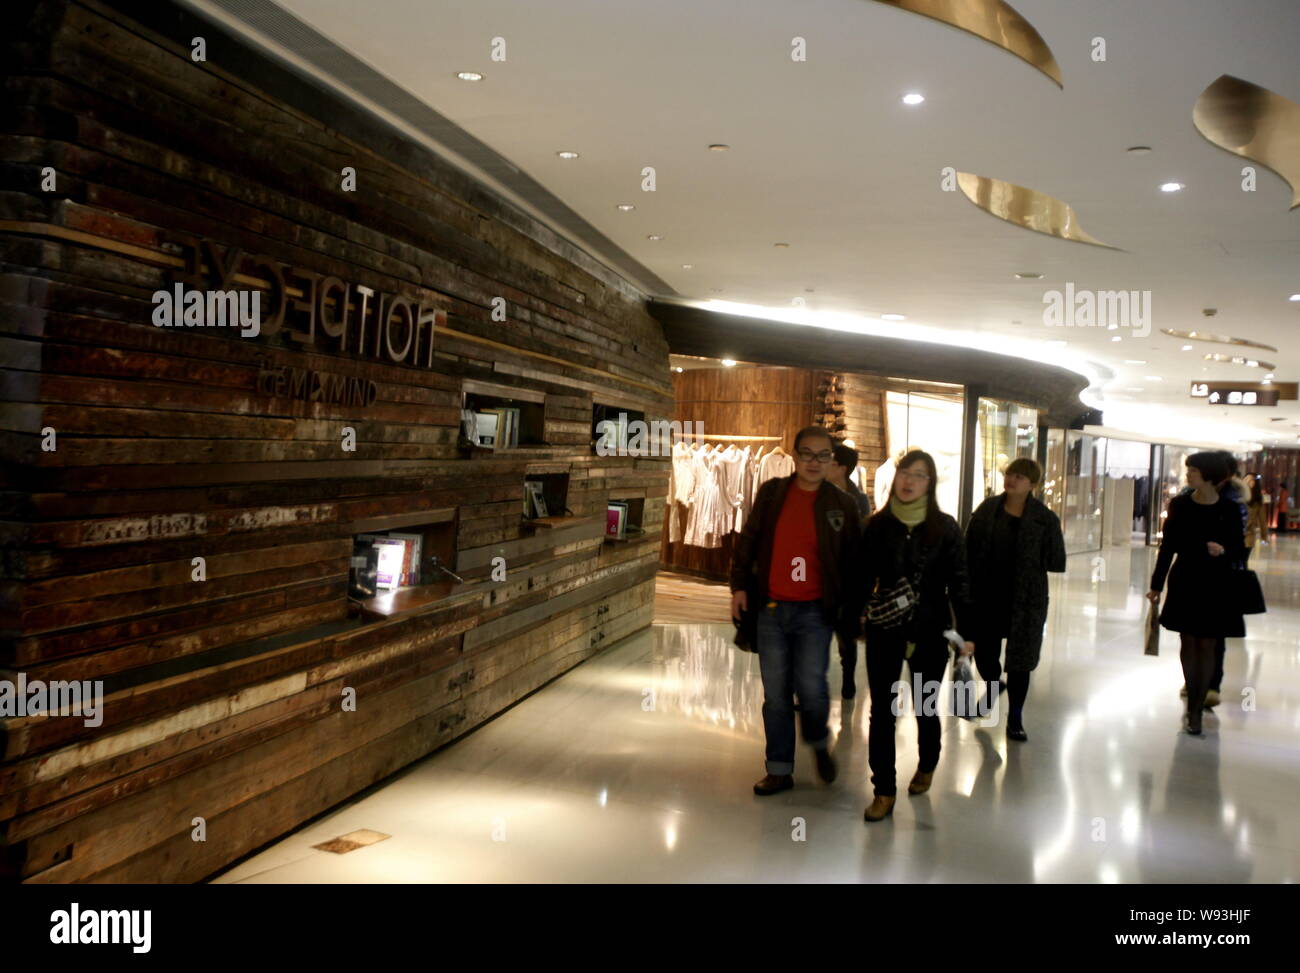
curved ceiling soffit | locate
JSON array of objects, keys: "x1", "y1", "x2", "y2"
[
  {"x1": 955, "y1": 172, "x2": 1123, "y2": 250},
  {"x1": 1193, "y1": 75, "x2": 1300, "y2": 210},
  {"x1": 867, "y1": 0, "x2": 1062, "y2": 88}
]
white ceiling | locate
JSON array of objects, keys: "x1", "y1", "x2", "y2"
[{"x1": 217, "y1": 0, "x2": 1300, "y2": 447}]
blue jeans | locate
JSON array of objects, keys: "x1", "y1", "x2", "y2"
[{"x1": 756, "y1": 600, "x2": 833, "y2": 775}]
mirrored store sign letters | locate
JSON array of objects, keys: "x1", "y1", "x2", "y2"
[{"x1": 166, "y1": 235, "x2": 447, "y2": 368}]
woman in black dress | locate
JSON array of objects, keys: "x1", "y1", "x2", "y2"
[
  {"x1": 964, "y1": 458, "x2": 1067, "y2": 742},
  {"x1": 1147, "y1": 452, "x2": 1245, "y2": 735}
]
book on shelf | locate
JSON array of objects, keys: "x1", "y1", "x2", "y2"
[
  {"x1": 473, "y1": 410, "x2": 499, "y2": 447},
  {"x1": 387, "y1": 532, "x2": 424, "y2": 586},
  {"x1": 606, "y1": 501, "x2": 628, "y2": 538},
  {"x1": 525, "y1": 480, "x2": 548, "y2": 519},
  {"x1": 372, "y1": 537, "x2": 407, "y2": 590}
]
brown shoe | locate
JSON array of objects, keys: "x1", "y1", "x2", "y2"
[
  {"x1": 753, "y1": 774, "x2": 794, "y2": 796},
  {"x1": 908, "y1": 771, "x2": 934, "y2": 795},
  {"x1": 863, "y1": 795, "x2": 896, "y2": 822}
]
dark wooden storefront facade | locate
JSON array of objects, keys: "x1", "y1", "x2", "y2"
[{"x1": 1, "y1": 0, "x2": 672, "y2": 881}]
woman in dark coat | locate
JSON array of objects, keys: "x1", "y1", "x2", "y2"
[
  {"x1": 965, "y1": 458, "x2": 1067, "y2": 742},
  {"x1": 1147, "y1": 452, "x2": 1245, "y2": 735},
  {"x1": 859, "y1": 450, "x2": 974, "y2": 823}
]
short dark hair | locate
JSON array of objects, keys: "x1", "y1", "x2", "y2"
[
  {"x1": 1187, "y1": 451, "x2": 1230, "y2": 485},
  {"x1": 1005, "y1": 457, "x2": 1043, "y2": 485},
  {"x1": 1217, "y1": 450, "x2": 1239, "y2": 477},
  {"x1": 793, "y1": 426, "x2": 834, "y2": 453},
  {"x1": 833, "y1": 443, "x2": 859, "y2": 470}
]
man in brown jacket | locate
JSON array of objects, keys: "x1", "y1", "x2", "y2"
[{"x1": 731, "y1": 427, "x2": 862, "y2": 796}]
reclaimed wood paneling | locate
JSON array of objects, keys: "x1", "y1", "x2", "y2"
[{"x1": 0, "y1": 0, "x2": 671, "y2": 882}]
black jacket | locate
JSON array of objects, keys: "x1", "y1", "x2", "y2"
[
  {"x1": 730, "y1": 475, "x2": 862, "y2": 626},
  {"x1": 965, "y1": 493, "x2": 1067, "y2": 670},
  {"x1": 859, "y1": 507, "x2": 971, "y2": 642}
]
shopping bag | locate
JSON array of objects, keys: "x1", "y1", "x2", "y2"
[
  {"x1": 949, "y1": 653, "x2": 978, "y2": 721},
  {"x1": 1144, "y1": 602, "x2": 1160, "y2": 656}
]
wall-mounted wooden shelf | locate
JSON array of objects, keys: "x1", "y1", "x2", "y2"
[
  {"x1": 350, "y1": 581, "x2": 473, "y2": 621},
  {"x1": 522, "y1": 515, "x2": 597, "y2": 530}
]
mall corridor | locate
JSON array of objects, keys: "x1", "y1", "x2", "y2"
[{"x1": 213, "y1": 538, "x2": 1300, "y2": 884}]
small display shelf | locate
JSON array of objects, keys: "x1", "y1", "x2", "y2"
[
  {"x1": 348, "y1": 512, "x2": 459, "y2": 609},
  {"x1": 461, "y1": 379, "x2": 546, "y2": 450},
  {"x1": 523, "y1": 471, "x2": 570, "y2": 522},
  {"x1": 604, "y1": 496, "x2": 646, "y2": 541}
]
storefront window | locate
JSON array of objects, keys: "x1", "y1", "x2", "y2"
[
  {"x1": 970, "y1": 398, "x2": 1039, "y2": 513},
  {"x1": 1064, "y1": 431, "x2": 1108, "y2": 554},
  {"x1": 885, "y1": 390, "x2": 963, "y2": 516},
  {"x1": 1042, "y1": 427, "x2": 1066, "y2": 519}
]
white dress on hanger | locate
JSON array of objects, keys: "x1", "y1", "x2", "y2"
[
  {"x1": 715, "y1": 445, "x2": 749, "y2": 535},
  {"x1": 757, "y1": 449, "x2": 795, "y2": 492},
  {"x1": 668, "y1": 441, "x2": 697, "y2": 544},
  {"x1": 684, "y1": 448, "x2": 724, "y2": 548}
]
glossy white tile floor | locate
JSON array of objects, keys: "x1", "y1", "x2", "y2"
[{"x1": 215, "y1": 537, "x2": 1300, "y2": 883}]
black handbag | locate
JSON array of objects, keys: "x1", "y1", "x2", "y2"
[
  {"x1": 865, "y1": 544, "x2": 930, "y2": 630},
  {"x1": 1232, "y1": 568, "x2": 1266, "y2": 615}
]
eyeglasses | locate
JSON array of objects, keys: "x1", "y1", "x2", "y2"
[
  {"x1": 897, "y1": 470, "x2": 931, "y2": 482},
  {"x1": 797, "y1": 449, "x2": 833, "y2": 463}
]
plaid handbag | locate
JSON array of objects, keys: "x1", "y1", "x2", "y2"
[{"x1": 865, "y1": 543, "x2": 931, "y2": 629}]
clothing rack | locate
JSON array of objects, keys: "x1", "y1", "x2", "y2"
[{"x1": 677, "y1": 433, "x2": 783, "y2": 441}]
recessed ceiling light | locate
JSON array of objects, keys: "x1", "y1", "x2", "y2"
[
  {"x1": 674, "y1": 367, "x2": 684, "y2": 373},
  {"x1": 882, "y1": 313, "x2": 906, "y2": 321},
  {"x1": 1124, "y1": 359, "x2": 1147, "y2": 364},
  {"x1": 721, "y1": 359, "x2": 737, "y2": 367},
  {"x1": 774, "y1": 242, "x2": 790, "y2": 248},
  {"x1": 646, "y1": 234, "x2": 662, "y2": 241},
  {"x1": 617, "y1": 203, "x2": 635, "y2": 211},
  {"x1": 457, "y1": 72, "x2": 483, "y2": 82},
  {"x1": 1160, "y1": 182, "x2": 1184, "y2": 192},
  {"x1": 1015, "y1": 272, "x2": 1043, "y2": 280},
  {"x1": 902, "y1": 93, "x2": 926, "y2": 106},
  {"x1": 1111, "y1": 336, "x2": 1122, "y2": 342},
  {"x1": 1264, "y1": 373, "x2": 1275, "y2": 380},
  {"x1": 1182, "y1": 344, "x2": 1194, "y2": 351},
  {"x1": 1290, "y1": 294, "x2": 1300, "y2": 302},
  {"x1": 556, "y1": 151, "x2": 579, "y2": 159},
  {"x1": 681, "y1": 264, "x2": 693, "y2": 270},
  {"x1": 708, "y1": 144, "x2": 730, "y2": 152},
  {"x1": 1127, "y1": 146, "x2": 1152, "y2": 154}
]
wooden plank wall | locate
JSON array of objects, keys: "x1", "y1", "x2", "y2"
[{"x1": 0, "y1": 0, "x2": 672, "y2": 882}]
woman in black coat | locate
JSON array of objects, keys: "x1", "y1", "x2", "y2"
[
  {"x1": 859, "y1": 450, "x2": 974, "y2": 823},
  {"x1": 964, "y1": 458, "x2": 1067, "y2": 742},
  {"x1": 1147, "y1": 452, "x2": 1245, "y2": 735}
]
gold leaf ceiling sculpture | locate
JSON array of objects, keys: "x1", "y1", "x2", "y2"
[
  {"x1": 869, "y1": 0, "x2": 1062, "y2": 88},
  {"x1": 956, "y1": 172, "x2": 1121, "y2": 249},
  {"x1": 1193, "y1": 75, "x2": 1300, "y2": 210}
]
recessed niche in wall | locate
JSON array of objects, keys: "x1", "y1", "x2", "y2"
[
  {"x1": 592, "y1": 403, "x2": 646, "y2": 455},
  {"x1": 604, "y1": 497, "x2": 646, "y2": 542},
  {"x1": 522, "y1": 472, "x2": 573, "y2": 526},
  {"x1": 461, "y1": 379, "x2": 546, "y2": 450},
  {"x1": 349, "y1": 508, "x2": 460, "y2": 618}
]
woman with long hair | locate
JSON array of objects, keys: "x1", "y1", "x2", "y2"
[
  {"x1": 1147, "y1": 452, "x2": 1245, "y2": 736},
  {"x1": 859, "y1": 450, "x2": 973, "y2": 822}
]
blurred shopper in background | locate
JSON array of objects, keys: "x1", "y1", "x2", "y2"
[
  {"x1": 964, "y1": 458, "x2": 1066, "y2": 743},
  {"x1": 731, "y1": 427, "x2": 862, "y2": 796},
  {"x1": 1148, "y1": 452, "x2": 1245, "y2": 736},
  {"x1": 859, "y1": 450, "x2": 973, "y2": 822},
  {"x1": 826, "y1": 442, "x2": 873, "y2": 699},
  {"x1": 1245, "y1": 476, "x2": 1269, "y2": 565}
]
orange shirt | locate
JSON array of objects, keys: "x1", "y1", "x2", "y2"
[{"x1": 767, "y1": 484, "x2": 823, "y2": 601}]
